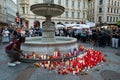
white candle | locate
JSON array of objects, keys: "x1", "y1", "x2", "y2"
[{"x1": 33, "y1": 54, "x2": 36, "y2": 59}]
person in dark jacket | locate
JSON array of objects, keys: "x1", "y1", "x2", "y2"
[{"x1": 5, "y1": 37, "x2": 25, "y2": 66}]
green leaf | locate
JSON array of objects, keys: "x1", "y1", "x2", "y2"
[{"x1": 117, "y1": 19, "x2": 120, "y2": 27}]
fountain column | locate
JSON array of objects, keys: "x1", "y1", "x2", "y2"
[
  {"x1": 22, "y1": 3, "x2": 78, "y2": 54},
  {"x1": 42, "y1": 16, "x2": 56, "y2": 42}
]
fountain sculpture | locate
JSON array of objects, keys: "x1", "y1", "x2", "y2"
[{"x1": 22, "y1": 1, "x2": 78, "y2": 54}]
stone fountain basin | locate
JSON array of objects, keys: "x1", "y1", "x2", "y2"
[
  {"x1": 30, "y1": 3, "x2": 65, "y2": 17},
  {"x1": 22, "y1": 37, "x2": 78, "y2": 54}
]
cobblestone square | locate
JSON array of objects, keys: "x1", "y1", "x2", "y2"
[{"x1": 0, "y1": 42, "x2": 120, "y2": 80}]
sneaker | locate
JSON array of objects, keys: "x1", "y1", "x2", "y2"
[
  {"x1": 8, "y1": 62, "x2": 16, "y2": 67},
  {"x1": 14, "y1": 61, "x2": 21, "y2": 64}
]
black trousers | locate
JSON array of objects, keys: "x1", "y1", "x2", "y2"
[{"x1": 5, "y1": 49, "x2": 20, "y2": 63}]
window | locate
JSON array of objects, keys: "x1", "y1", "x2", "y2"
[
  {"x1": 90, "y1": 3, "x2": 92, "y2": 8},
  {"x1": 114, "y1": 8, "x2": 116, "y2": 13},
  {"x1": 58, "y1": 0, "x2": 61, "y2": 5},
  {"x1": 98, "y1": 16, "x2": 102, "y2": 22},
  {"x1": 65, "y1": 11, "x2": 68, "y2": 18},
  {"x1": 110, "y1": 17, "x2": 112, "y2": 22},
  {"x1": 107, "y1": 16, "x2": 109, "y2": 21},
  {"x1": 51, "y1": 0, "x2": 54, "y2": 4},
  {"x1": 99, "y1": 8, "x2": 102, "y2": 13},
  {"x1": 108, "y1": 0, "x2": 110, "y2": 5},
  {"x1": 114, "y1": 1, "x2": 116, "y2": 6},
  {"x1": 113, "y1": 17, "x2": 115, "y2": 22},
  {"x1": 78, "y1": 1, "x2": 80, "y2": 8},
  {"x1": 99, "y1": 0, "x2": 103, "y2": 5},
  {"x1": 72, "y1": 1, "x2": 74, "y2": 8},
  {"x1": 92, "y1": 17, "x2": 94, "y2": 22},
  {"x1": 108, "y1": 7, "x2": 109, "y2": 12},
  {"x1": 66, "y1": 0, "x2": 68, "y2": 7},
  {"x1": 117, "y1": 9, "x2": 119, "y2": 13},
  {"x1": 93, "y1": 2, "x2": 95, "y2": 7},
  {"x1": 44, "y1": 0, "x2": 54, "y2": 4},
  {"x1": 116, "y1": 17, "x2": 118, "y2": 21},
  {"x1": 111, "y1": 8, "x2": 113, "y2": 13},
  {"x1": 72, "y1": 12, "x2": 74, "y2": 18},
  {"x1": 83, "y1": 2, "x2": 85, "y2": 8},
  {"x1": 77, "y1": 12, "x2": 80, "y2": 19},
  {"x1": 83, "y1": 12, "x2": 85, "y2": 18},
  {"x1": 26, "y1": 7, "x2": 28, "y2": 14},
  {"x1": 22, "y1": 7, "x2": 25, "y2": 14},
  {"x1": 112, "y1": 0, "x2": 113, "y2": 5},
  {"x1": 93, "y1": 10, "x2": 94, "y2": 14},
  {"x1": 0, "y1": 4, "x2": 1, "y2": 9}
]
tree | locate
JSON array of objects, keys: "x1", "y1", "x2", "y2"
[{"x1": 117, "y1": 19, "x2": 120, "y2": 27}]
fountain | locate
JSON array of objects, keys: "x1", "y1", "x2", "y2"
[{"x1": 22, "y1": 1, "x2": 78, "y2": 54}]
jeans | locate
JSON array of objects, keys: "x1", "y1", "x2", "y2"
[{"x1": 112, "y1": 38, "x2": 119, "y2": 48}]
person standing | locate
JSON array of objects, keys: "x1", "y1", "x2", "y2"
[
  {"x1": 111, "y1": 28, "x2": 119, "y2": 48},
  {"x1": 2, "y1": 27, "x2": 10, "y2": 43},
  {"x1": 8, "y1": 23, "x2": 19, "y2": 42}
]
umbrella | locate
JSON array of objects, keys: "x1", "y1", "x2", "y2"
[
  {"x1": 79, "y1": 24, "x2": 90, "y2": 28},
  {"x1": 55, "y1": 24, "x2": 65, "y2": 29}
]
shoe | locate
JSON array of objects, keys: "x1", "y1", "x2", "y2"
[
  {"x1": 8, "y1": 62, "x2": 16, "y2": 67},
  {"x1": 14, "y1": 61, "x2": 21, "y2": 64}
]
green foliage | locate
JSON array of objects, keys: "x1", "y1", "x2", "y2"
[{"x1": 117, "y1": 19, "x2": 120, "y2": 27}]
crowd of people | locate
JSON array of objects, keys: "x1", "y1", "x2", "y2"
[
  {"x1": 55, "y1": 26, "x2": 120, "y2": 49},
  {"x1": 0, "y1": 23, "x2": 42, "y2": 44},
  {"x1": 0, "y1": 23, "x2": 120, "y2": 67},
  {"x1": 0, "y1": 23, "x2": 120, "y2": 49}
]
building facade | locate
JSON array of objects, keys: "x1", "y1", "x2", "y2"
[
  {"x1": 88, "y1": 0, "x2": 120, "y2": 26},
  {"x1": 6, "y1": 0, "x2": 17, "y2": 26},
  {"x1": 0, "y1": 0, "x2": 17, "y2": 27},
  {"x1": 19, "y1": 0, "x2": 120, "y2": 28},
  {"x1": 18, "y1": 0, "x2": 88, "y2": 28},
  {"x1": 0, "y1": 0, "x2": 7, "y2": 26}
]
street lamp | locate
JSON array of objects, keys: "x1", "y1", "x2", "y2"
[{"x1": 16, "y1": 0, "x2": 22, "y2": 27}]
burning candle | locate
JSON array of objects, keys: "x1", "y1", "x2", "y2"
[
  {"x1": 25, "y1": 54, "x2": 30, "y2": 59},
  {"x1": 33, "y1": 54, "x2": 36, "y2": 59}
]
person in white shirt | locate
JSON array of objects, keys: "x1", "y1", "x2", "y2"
[
  {"x1": 20, "y1": 27, "x2": 26, "y2": 37},
  {"x1": 2, "y1": 27, "x2": 10, "y2": 43}
]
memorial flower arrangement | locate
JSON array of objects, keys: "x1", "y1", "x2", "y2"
[{"x1": 23, "y1": 45, "x2": 106, "y2": 75}]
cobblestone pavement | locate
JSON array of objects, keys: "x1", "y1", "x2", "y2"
[
  {"x1": 100, "y1": 70, "x2": 120, "y2": 80},
  {"x1": 0, "y1": 42, "x2": 120, "y2": 80}
]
